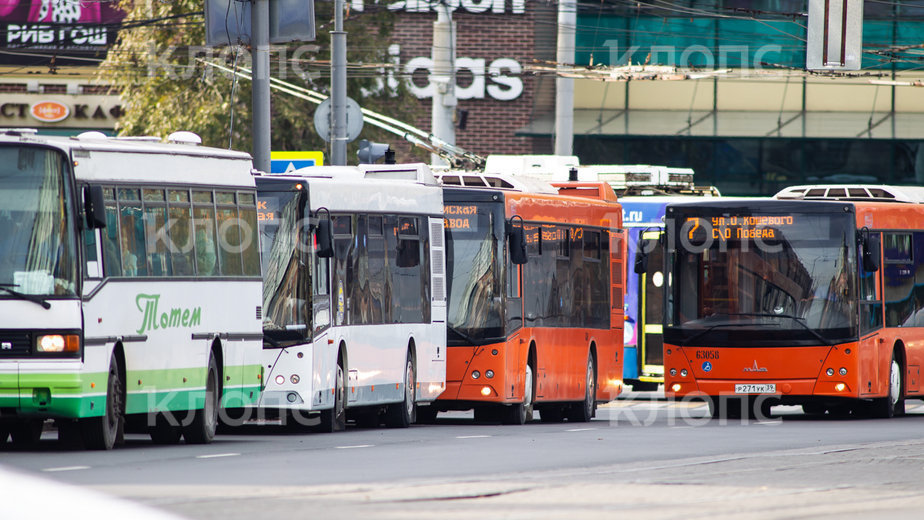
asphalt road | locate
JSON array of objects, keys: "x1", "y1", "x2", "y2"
[{"x1": 4, "y1": 399, "x2": 924, "y2": 519}]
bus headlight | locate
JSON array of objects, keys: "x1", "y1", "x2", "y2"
[
  {"x1": 670, "y1": 368, "x2": 677, "y2": 377},
  {"x1": 826, "y1": 368, "x2": 835, "y2": 376},
  {"x1": 471, "y1": 370, "x2": 481, "y2": 379},
  {"x1": 839, "y1": 367, "x2": 848, "y2": 376},
  {"x1": 485, "y1": 370, "x2": 494, "y2": 379},
  {"x1": 36, "y1": 334, "x2": 80, "y2": 353},
  {"x1": 290, "y1": 374, "x2": 300, "y2": 384},
  {"x1": 680, "y1": 369, "x2": 688, "y2": 377}
]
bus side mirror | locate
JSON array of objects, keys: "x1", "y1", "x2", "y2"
[
  {"x1": 315, "y1": 219, "x2": 333, "y2": 258},
  {"x1": 84, "y1": 185, "x2": 106, "y2": 229},
  {"x1": 508, "y1": 226, "x2": 527, "y2": 265},
  {"x1": 862, "y1": 233, "x2": 880, "y2": 272},
  {"x1": 634, "y1": 249, "x2": 649, "y2": 274}
]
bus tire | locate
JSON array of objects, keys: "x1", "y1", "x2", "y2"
[
  {"x1": 10, "y1": 419, "x2": 43, "y2": 446},
  {"x1": 183, "y1": 355, "x2": 219, "y2": 444},
  {"x1": 149, "y1": 413, "x2": 183, "y2": 445},
  {"x1": 317, "y1": 362, "x2": 347, "y2": 433},
  {"x1": 81, "y1": 352, "x2": 125, "y2": 450},
  {"x1": 385, "y1": 355, "x2": 417, "y2": 428},
  {"x1": 872, "y1": 352, "x2": 904, "y2": 419},
  {"x1": 502, "y1": 363, "x2": 534, "y2": 425},
  {"x1": 568, "y1": 355, "x2": 596, "y2": 422}
]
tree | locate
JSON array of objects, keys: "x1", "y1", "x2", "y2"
[{"x1": 99, "y1": 0, "x2": 425, "y2": 162}]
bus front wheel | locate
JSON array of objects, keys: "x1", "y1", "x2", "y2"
[
  {"x1": 502, "y1": 364, "x2": 534, "y2": 425},
  {"x1": 317, "y1": 362, "x2": 347, "y2": 432},
  {"x1": 81, "y1": 352, "x2": 125, "y2": 450},
  {"x1": 386, "y1": 355, "x2": 417, "y2": 428},
  {"x1": 183, "y1": 355, "x2": 219, "y2": 444},
  {"x1": 872, "y1": 352, "x2": 904, "y2": 418},
  {"x1": 568, "y1": 355, "x2": 596, "y2": 422}
]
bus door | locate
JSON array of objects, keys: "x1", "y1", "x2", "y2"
[
  {"x1": 858, "y1": 231, "x2": 883, "y2": 397},
  {"x1": 504, "y1": 238, "x2": 523, "y2": 399},
  {"x1": 639, "y1": 230, "x2": 665, "y2": 383}
]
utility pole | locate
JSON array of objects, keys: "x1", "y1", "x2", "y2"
[
  {"x1": 331, "y1": 0, "x2": 348, "y2": 165},
  {"x1": 554, "y1": 0, "x2": 576, "y2": 156},
  {"x1": 251, "y1": 0, "x2": 271, "y2": 173},
  {"x1": 430, "y1": 3, "x2": 456, "y2": 166}
]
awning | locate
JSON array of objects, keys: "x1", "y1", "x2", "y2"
[{"x1": 517, "y1": 109, "x2": 924, "y2": 140}]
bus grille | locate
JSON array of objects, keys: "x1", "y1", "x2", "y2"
[{"x1": 0, "y1": 332, "x2": 31, "y2": 357}]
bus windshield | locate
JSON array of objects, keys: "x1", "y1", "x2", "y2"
[
  {"x1": 666, "y1": 206, "x2": 857, "y2": 347},
  {"x1": 445, "y1": 200, "x2": 505, "y2": 344},
  {"x1": 258, "y1": 188, "x2": 309, "y2": 341},
  {"x1": 0, "y1": 146, "x2": 77, "y2": 298}
]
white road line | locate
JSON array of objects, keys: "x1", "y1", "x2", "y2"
[
  {"x1": 565, "y1": 428, "x2": 597, "y2": 432},
  {"x1": 335, "y1": 444, "x2": 374, "y2": 449},
  {"x1": 455, "y1": 435, "x2": 491, "y2": 439},
  {"x1": 42, "y1": 466, "x2": 90, "y2": 472},
  {"x1": 195, "y1": 453, "x2": 240, "y2": 459}
]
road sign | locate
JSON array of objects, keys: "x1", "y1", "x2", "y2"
[
  {"x1": 204, "y1": 0, "x2": 316, "y2": 46},
  {"x1": 313, "y1": 97, "x2": 364, "y2": 143},
  {"x1": 269, "y1": 151, "x2": 325, "y2": 173}
]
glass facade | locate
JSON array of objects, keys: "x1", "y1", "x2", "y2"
[{"x1": 569, "y1": 2, "x2": 924, "y2": 196}]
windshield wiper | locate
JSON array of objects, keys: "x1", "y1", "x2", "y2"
[
  {"x1": 681, "y1": 322, "x2": 757, "y2": 347},
  {"x1": 683, "y1": 312, "x2": 831, "y2": 347},
  {"x1": 447, "y1": 326, "x2": 479, "y2": 345},
  {"x1": 0, "y1": 284, "x2": 51, "y2": 310},
  {"x1": 724, "y1": 312, "x2": 832, "y2": 346}
]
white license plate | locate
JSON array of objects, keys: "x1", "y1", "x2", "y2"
[{"x1": 734, "y1": 383, "x2": 776, "y2": 394}]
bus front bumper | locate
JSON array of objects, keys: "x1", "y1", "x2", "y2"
[{"x1": 0, "y1": 361, "x2": 103, "y2": 419}]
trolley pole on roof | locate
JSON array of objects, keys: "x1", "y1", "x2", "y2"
[
  {"x1": 330, "y1": 0, "x2": 348, "y2": 165},
  {"x1": 252, "y1": 0, "x2": 271, "y2": 173}
]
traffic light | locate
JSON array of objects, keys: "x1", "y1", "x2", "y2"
[{"x1": 357, "y1": 140, "x2": 391, "y2": 164}]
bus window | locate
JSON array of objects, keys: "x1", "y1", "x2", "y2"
[
  {"x1": 193, "y1": 204, "x2": 218, "y2": 276},
  {"x1": 102, "y1": 189, "x2": 121, "y2": 277},
  {"x1": 238, "y1": 193, "x2": 260, "y2": 276},
  {"x1": 144, "y1": 205, "x2": 171, "y2": 276},
  {"x1": 118, "y1": 189, "x2": 147, "y2": 277},
  {"x1": 217, "y1": 206, "x2": 244, "y2": 276}
]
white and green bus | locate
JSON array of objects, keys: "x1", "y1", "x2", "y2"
[
  {"x1": 256, "y1": 163, "x2": 446, "y2": 431},
  {"x1": 0, "y1": 130, "x2": 263, "y2": 449}
]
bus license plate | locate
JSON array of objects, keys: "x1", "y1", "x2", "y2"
[{"x1": 734, "y1": 384, "x2": 776, "y2": 394}]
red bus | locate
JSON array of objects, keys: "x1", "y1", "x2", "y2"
[
  {"x1": 662, "y1": 185, "x2": 924, "y2": 418},
  {"x1": 421, "y1": 174, "x2": 625, "y2": 424}
]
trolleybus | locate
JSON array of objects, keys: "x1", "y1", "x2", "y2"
[
  {"x1": 256, "y1": 163, "x2": 446, "y2": 431},
  {"x1": 427, "y1": 172, "x2": 625, "y2": 423},
  {"x1": 663, "y1": 185, "x2": 924, "y2": 418},
  {"x1": 0, "y1": 130, "x2": 263, "y2": 449}
]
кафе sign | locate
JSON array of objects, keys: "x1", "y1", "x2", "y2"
[{"x1": 0, "y1": 95, "x2": 122, "y2": 128}]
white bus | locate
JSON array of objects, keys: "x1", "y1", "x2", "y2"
[
  {"x1": 0, "y1": 130, "x2": 263, "y2": 449},
  {"x1": 256, "y1": 163, "x2": 446, "y2": 431}
]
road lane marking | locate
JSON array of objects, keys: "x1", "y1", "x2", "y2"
[
  {"x1": 565, "y1": 428, "x2": 597, "y2": 432},
  {"x1": 42, "y1": 466, "x2": 90, "y2": 472},
  {"x1": 456, "y1": 435, "x2": 491, "y2": 439},
  {"x1": 335, "y1": 444, "x2": 374, "y2": 449},
  {"x1": 195, "y1": 453, "x2": 240, "y2": 459}
]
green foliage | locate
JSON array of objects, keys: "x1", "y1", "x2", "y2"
[{"x1": 100, "y1": 0, "x2": 424, "y2": 163}]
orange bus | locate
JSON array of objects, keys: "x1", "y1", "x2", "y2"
[
  {"x1": 421, "y1": 174, "x2": 625, "y2": 424},
  {"x1": 662, "y1": 185, "x2": 924, "y2": 419}
]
